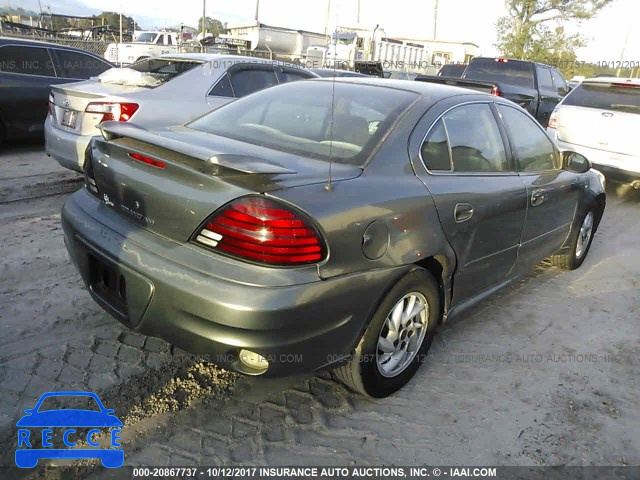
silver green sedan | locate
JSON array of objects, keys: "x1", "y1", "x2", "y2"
[{"x1": 61, "y1": 78, "x2": 606, "y2": 397}]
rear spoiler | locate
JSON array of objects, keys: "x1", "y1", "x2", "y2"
[
  {"x1": 98, "y1": 121, "x2": 297, "y2": 175},
  {"x1": 415, "y1": 75, "x2": 498, "y2": 94}
]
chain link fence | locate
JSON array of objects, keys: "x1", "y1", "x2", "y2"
[{"x1": 0, "y1": 30, "x2": 111, "y2": 57}]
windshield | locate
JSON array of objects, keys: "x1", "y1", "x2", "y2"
[
  {"x1": 332, "y1": 33, "x2": 356, "y2": 45},
  {"x1": 38, "y1": 395, "x2": 101, "y2": 412},
  {"x1": 563, "y1": 83, "x2": 640, "y2": 114},
  {"x1": 464, "y1": 58, "x2": 534, "y2": 89},
  {"x1": 135, "y1": 32, "x2": 157, "y2": 43},
  {"x1": 188, "y1": 81, "x2": 417, "y2": 166},
  {"x1": 126, "y1": 58, "x2": 203, "y2": 86}
]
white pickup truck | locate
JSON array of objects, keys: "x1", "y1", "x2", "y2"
[{"x1": 104, "y1": 31, "x2": 181, "y2": 65}]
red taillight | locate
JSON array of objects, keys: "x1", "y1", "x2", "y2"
[
  {"x1": 128, "y1": 152, "x2": 165, "y2": 169},
  {"x1": 194, "y1": 196, "x2": 325, "y2": 266},
  {"x1": 548, "y1": 109, "x2": 558, "y2": 129},
  {"x1": 48, "y1": 93, "x2": 55, "y2": 116},
  {"x1": 490, "y1": 86, "x2": 502, "y2": 96},
  {"x1": 85, "y1": 102, "x2": 139, "y2": 123},
  {"x1": 494, "y1": 58, "x2": 509, "y2": 63}
]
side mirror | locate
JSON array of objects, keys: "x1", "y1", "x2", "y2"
[{"x1": 563, "y1": 151, "x2": 591, "y2": 173}]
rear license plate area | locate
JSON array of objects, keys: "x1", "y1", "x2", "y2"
[
  {"x1": 88, "y1": 253, "x2": 128, "y2": 319},
  {"x1": 61, "y1": 109, "x2": 78, "y2": 128}
]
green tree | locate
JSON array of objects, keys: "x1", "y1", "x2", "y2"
[
  {"x1": 92, "y1": 11, "x2": 139, "y2": 31},
  {"x1": 496, "y1": 0, "x2": 614, "y2": 71},
  {"x1": 197, "y1": 17, "x2": 226, "y2": 36}
]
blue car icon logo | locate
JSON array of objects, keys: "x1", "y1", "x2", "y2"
[{"x1": 15, "y1": 391, "x2": 123, "y2": 468}]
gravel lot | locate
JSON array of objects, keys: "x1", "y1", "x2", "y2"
[{"x1": 1, "y1": 145, "x2": 638, "y2": 474}]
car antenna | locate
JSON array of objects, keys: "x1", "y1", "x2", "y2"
[{"x1": 324, "y1": 19, "x2": 338, "y2": 192}]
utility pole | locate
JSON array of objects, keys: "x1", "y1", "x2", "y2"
[
  {"x1": 255, "y1": 0, "x2": 260, "y2": 22},
  {"x1": 616, "y1": 25, "x2": 631, "y2": 77},
  {"x1": 202, "y1": 0, "x2": 206, "y2": 40},
  {"x1": 119, "y1": 3, "x2": 123, "y2": 45},
  {"x1": 324, "y1": 0, "x2": 331, "y2": 41},
  {"x1": 433, "y1": 0, "x2": 438, "y2": 40},
  {"x1": 357, "y1": 0, "x2": 360, "y2": 24}
]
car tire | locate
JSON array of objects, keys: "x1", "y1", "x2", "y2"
[
  {"x1": 334, "y1": 269, "x2": 441, "y2": 398},
  {"x1": 550, "y1": 208, "x2": 596, "y2": 270}
]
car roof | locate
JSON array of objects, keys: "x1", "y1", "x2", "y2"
[
  {"x1": 582, "y1": 76, "x2": 640, "y2": 85},
  {"x1": 0, "y1": 35, "x2": 101, "y2": 55},
  {"x1": 313, "y1": 76, "x2": 486, "y2": 100},
  {"x1": 155, "y1": 52, "x2": 301, "y2": 67}
]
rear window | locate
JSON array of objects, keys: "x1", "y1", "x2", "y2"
[
  {"x1": 563, "y1": 83, "x2": 640, "y2": 114},
  {"x1": 464, "y1": 58, "x2": 534, "y2": 89},
  {"x1": 127, "y1": 57, "x2": 203, "y2": 86},
  {"x1": 188, "y1": 81, "x2": 417, "y2": 166}
]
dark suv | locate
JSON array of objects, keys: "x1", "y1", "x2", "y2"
[{"x1": 0, "y1": 37, "x2": 113, "y2": 144}]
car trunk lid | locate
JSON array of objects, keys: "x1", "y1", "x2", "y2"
[
  {"x1": 51, "y1": 80, "x2": 147, "y2": 136},
  {"x1": 89, "y1": 123, "x2": 361, "y2": 243}
]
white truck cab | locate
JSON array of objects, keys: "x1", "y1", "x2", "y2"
[{"x1": 105, "y1": 31, "x2": 181, "y2": 65}]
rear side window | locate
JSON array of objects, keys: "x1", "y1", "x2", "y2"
[
  {"x1": 421, "y1": 120, "x2": 451, "y2": 171},
  {"x1": 279, "y1": 68, "x2": 312, "y2": 83},
  {"x1": 464, "y1": 58, "x2": 534, "y2": 89},
  {"x1": 53, "y1": 50, "x2": 111, "y2": 78},
  {"x1": 536, "y1": 66, "x2": 553, "y2": 90},
  {"x1": 563, "y1": 83, "x2": 640, "y2": 114},
  {"x1": 422, "y1": 103, "x2": 508, "y2": 173},
  {"x1": 497, "y1": 104, "x2": 559, "y2": 172},
  {"x1": 0, "y1": 45, "x2": 55, "y2": 76},
  {"x1": 209, "y1": 73, "x2": 234, "y2": 97},
  {"x1": 229, "y1": 67, "x2": 278, "y2": 98}
]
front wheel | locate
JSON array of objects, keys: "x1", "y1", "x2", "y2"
[
  {"x1": 550, "y1": 208, "x2": 596, "y2": 270},
  {"x1": 334, "y1": 269, "x2": 441, "y2": 397}
]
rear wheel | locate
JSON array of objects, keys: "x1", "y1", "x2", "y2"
[
  {"x1": 550, "y1": 208, "x2": 595, "y2": 270},
  {"x1": 334, "y1": 269, "x2": 440, "y2": 397}
]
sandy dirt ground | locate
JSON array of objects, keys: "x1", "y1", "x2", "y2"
[{"x1": 1, "y1": 145, "x2": 638, "y2": 477}]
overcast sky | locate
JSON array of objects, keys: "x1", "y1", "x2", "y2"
[{"x1": 6, "y1": 0, "x2": 639, "y2": 63}]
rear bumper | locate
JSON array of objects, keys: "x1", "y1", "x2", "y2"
[
  {"x1": 549, "y1": 130, "x2": 640, "y2": 182},
  {"x1": 44, "y1": 116, "x2": 92, "y2": 173},
  {"x1": 61, "y1": 189, "x2": 406, "y2": 377}
]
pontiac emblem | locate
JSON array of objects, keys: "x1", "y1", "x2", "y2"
[{"x1": 63, "y1": 99, "x2": 71, "y2": 108}]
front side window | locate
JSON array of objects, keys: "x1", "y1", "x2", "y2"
[
  {"x1": 229, "y1": 67, "x2": 278, "y2": 98},
  {"x1": 536, "y1": 66, "x2": 553, "y2": 90},
  {"x1": 550, "y1": 69, "x2": 567, "y2": 94},
  {"x1": 0, "y1": 45, "x2": 55, "y2": 76},
  {"x1": 497, "y1": 104, "x2": 559, "y2": 172}
]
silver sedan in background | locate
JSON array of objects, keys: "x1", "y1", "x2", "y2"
[{"x1": 45, "y1": 54, "x2": 318, "y2": 172}]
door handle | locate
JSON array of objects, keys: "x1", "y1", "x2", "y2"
[
  {"x1": 454, "y1": 203, "x2": 474, "y2": 223},
  {"x1": 531, "y1": 190, "x2": 547, "y2": 206}
]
